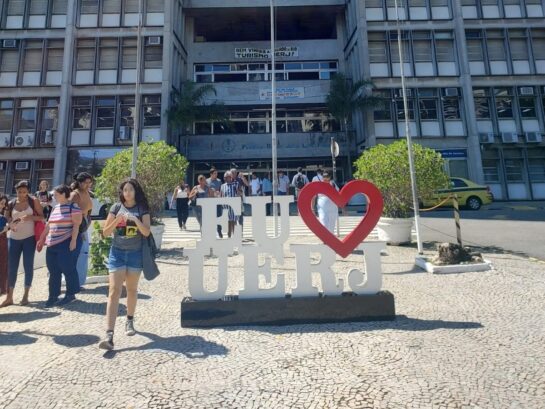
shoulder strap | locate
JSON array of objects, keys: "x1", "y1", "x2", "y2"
[{"x1": 112, "y1": 203, "x2": 122, "y2": 216}]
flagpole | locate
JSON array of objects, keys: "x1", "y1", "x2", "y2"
[
  {"x1": 394, "y1": 0, "x2": 423, "y2": 254},
  {"x1": 270, "y1": 0, "x2": 279, "y2": 235},
  {"x1": 131, "y1": 0, "x2": 143, "y2": 178}
]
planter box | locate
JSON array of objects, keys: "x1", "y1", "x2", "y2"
[
  {"x1": 86, "y1": 275, "x2": 110, "y2": 284},
  {"x1": 415, "y1": 256, "x2": 492, "y2": 274},
  {"x1": 151, "y1": 224, "x2": 165, "y2": 250},
  {"x1": 377, "y1": 217, "x2": 413, "y2": 245}
]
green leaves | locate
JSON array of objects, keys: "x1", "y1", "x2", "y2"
[
  {"x1": 94, "y1": 141, "x2": 189, "y2": 222},
  {"x1": 354, "y1": 140, "x2": 449, "y2": 218},
  {"x1": 89, "y1": 221, "x2": 112, "y2": 276}
]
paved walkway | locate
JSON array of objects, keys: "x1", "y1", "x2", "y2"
[{"x1": 1, "y1": 237, "x2": 544, "y2": 409}]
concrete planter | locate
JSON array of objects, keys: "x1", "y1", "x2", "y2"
[
  {"x1": 415, "y1": 256, "x2": 492, "y2": 274},
  {"x1": 86, "y1": 274, "x2": 110, "y2": 284},
  {"x1": 377, "y1": 217, "x2": 413, "y2": 245},
  {"x1": 151, "y1": 224, "x2": 165, "y2": 250}
]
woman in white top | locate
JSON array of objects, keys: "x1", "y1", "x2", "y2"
[
  {"x1": 314, "y1": 172, "x2": 339, "y2": 234},
  {"x1": 1, "y1": 180, "x2": 44, "y2": 307},
  {"x1": 170, "y1": 182, "x2": 190, "y2": 230}
]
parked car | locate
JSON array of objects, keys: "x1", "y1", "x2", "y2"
[
  {"x1": 422, "y1": 177, "x2": 494, "y2": 210},
  {"x1": 90, "y1": 191, "x2": 110, "y2": 219}
]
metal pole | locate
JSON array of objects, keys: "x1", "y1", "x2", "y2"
[
  {"x1": 394, "y1": 0, "x2": 423, "y2": 254},
  {"x1": 453, "y1": 195, "x2": 462, "y2": 246},
  {"x1": 270, "y1": 0, "x2": 279, "y2": 236},
  {"x1": 331, "y1": 137, "x2": 340, "y2": 237},
  {"x1": 131, "y1": 0, "x2": 143, "y2": 179}
]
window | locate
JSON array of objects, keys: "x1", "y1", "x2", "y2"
[
  {"x1": 518, "y1": 88, "x2": 536, "y2": 118},
  {"x1": 505, "y1": 159, "x2": 524, "y2": 182},
  {"x1": 147, "y1": 0, "x2": 164, "y2": 12},
  {"x1": 366, "y1": 0, "x2": 383, "y2": 7},
  {"x1": 373, "y1": 90, "x2": 392, "y2": 121},
  {"x1": 18, "y1": 101, "x2": 37, "y2": 131},
  {"x1": 23, "y1": 40, "x2": 43, "y2": 72},
  {"x1": 431, "y1": 0, "x2": 448, "y2": 5},
  {"x1": 509, "y1": 29, "x2": 528, "y2": 60},
  {"x1": 95, "y1": 97, "x2": 115, "y2": 128},
  {"x1": 413, "y1": 32, "x2": 432, "y2": 63},
  {"x1": 124, "y1": 0, "x2": 139, "y2": 13},
  {"x1": 442, "y1": 89, "x2": 461, "y2": 119},
  {"x1": 102, "y1": 0, "x2": 121, "y2": 13},
  {"x1": 451, "y1": 178, "x2": 468, "y2": 188},
  {"x1": 531, "y1": 29, "x2": 545, "y2": 60},
  {"x1": 396, "y1": 90, "x2": 415, "y2": 120},
  {"x1": 0, "y1": 100, "x2": 14, "y2": 132},
  {"x1": 81, "y1": 0, "x2": 99, "y2": 14},
  {"x1": 99, "y1": 38, "x2": 118, "y2": 70},
  {"x1": 30, "y1": 0, "x2": 48, "y2": 15},
  {"x1": 72, "y1": 97, "x2": 92, "y2": 129},
  {"x1": 409, "y1": 0, "x2": 426, "y2": 6},
  {"x1": 495, "y1": 88, "x2": 513, "y2": 118},
  {"x1": 122, "y1": 38, "x2": 137, "y2": 69},
  {"x1": 46, "y1": 40, "x2": 64, "y2": 71},
  {"x1": 368, "y1": 32, "x2": 388, "y2": 63},
  {"x1": 7, "y1": 0, "x2": 25, "y2": 16},
  {"x1": 142, "y1": 95, "x2": 161, "y2": 127},
  {"x1": 52, "y1": 0, "x2": 68, "y2": 14},
  {"x1": 76, "y1": 39, "x2": 96, "y2": 70},
  {"x1": 528, "y1": 150, "x2": 545, "y2": 182},
  {"x1": 483, "y1": 159, "x2": 500, "y2": 183},
  {"x1": 473, "y1": 88, "x2": 491, "y2": 119},
  {"x1": 40, "y1": 99, "x2": 59, "y2": 132},
  {"x1": 435, "y1": 32, "x2": 455, "y2": 62},
  {"x1": 144, "y1": 38, "x2": 163, "y2": 69},
  {"x1": 466, "y1": 30, "x2": 484, "y2": 61},
  {"x1": 0, "y1": 49, "x2": 19, "y2": 73},
  {"x1": 194, "y1": 122, "x2": 212, "y2": 134},
  {"x1": 418, "y1": 89, "x2": 438, "y2": 120},
  {"x1": 120, "y1": 96, "x2": 135, "y2": 128},
  {"x1": 486, "y1": 30, "x2": 506, "y2": 61},
  {"x1": 390, "y1": 32, "x2": 410, "y2": 63}
]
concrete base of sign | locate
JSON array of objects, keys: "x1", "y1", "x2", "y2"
[
  {"x1": 181, "y1": 291, "x2": 396, "y2": 328},
  {"x1": 415, "y1": 256, "x2": 492, "y2": 274}
]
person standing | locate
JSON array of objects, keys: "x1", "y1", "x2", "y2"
[
  {"x1": 0, "y1": 195, "x2": 9, "y2": 296},
  {"x1": 1, "y1": 180, "x2": 44, "y2": 307},
  {"x1": 37, "y1": 185, "x2": 82, "y2": 307},
  {"x1": 231, "y1": 168, "x2": 248, "y2": 228},
  {"x1": 36, "y1": 180, "x2": 53, "y2": 220},
  {"x1": 291, "y1": 167, "x2": 309, "y2": 199},
  {"x1": 98, "y1": 179, "x2": 151, "y2": 351},
  {"x1": 249, "y1": 173, "x2": 262, "y2": 196},
  {"x1": 220, "y1": 171, "x2": 240, "y2": 238},
  {"x1": 70, "y1": 172, "x2": 93, "y2": 288},
  {"x1": 189, "y1": 175, "x2": 212, "y2": 230},
  {"x1": 277, "y1": 170, "x2": 290, "y2": 196},
  {"x1": 206, "y1": 167, "x2": 224, "y2": 238},
  {"x1": 170, "y1": 181, "x2": 190, "y2": 231},
  {"x1": 314, "y1": 172, "x2": 339, "y2": 233},
  {"x1": 261, "y1": 173, "x2": 273, "y2": 216},
  {"x1": 312, "y1": 168, "x2": 324, "y2": 182}
]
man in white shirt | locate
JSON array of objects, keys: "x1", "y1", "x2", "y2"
[
  {"x1": 277, "y1": 171, "x2": 290, "y2": 195},
  {"x1": 249, "y1": 173, "x2": 262, "y2": 196},
  {"x1": 314, "y1": 172, "x2": 339, "y2": 233},
  {"x1": 312, "y1": 168, "x2": 324, "y2": 182}
]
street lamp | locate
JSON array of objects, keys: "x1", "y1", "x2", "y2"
[
  {"x1": 270, "y1": 0, "x2": 279, "y2": 234},
  {"x1": 131, "y1": 0, "x2": 143, "y2": 179}
]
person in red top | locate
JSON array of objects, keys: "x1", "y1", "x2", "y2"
[{"x1": 37, "y1": 185, "x2": 82, "y2": 307}]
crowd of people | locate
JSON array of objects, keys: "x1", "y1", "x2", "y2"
[{"x1": 0, "y1": 166, "x2": 339, "y2": 351}]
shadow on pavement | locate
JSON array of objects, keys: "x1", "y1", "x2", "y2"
[
  {"x1": 61, "y1": 300, "x2": 127, "y2": 316},
  {"x1": 23, "y1": 330, "x2": 100, "y2": 348},
  {"x1": 0, "y1": 331, "x2": 38, "y2": 346},
  {"x1": 225, "y1": 315, "x2": 483, "y2": 334},
  {"x1": 0, "y1": 311, "x2": 60, "y2": 323},
  {"x1": 103, "y1": 332, "x2": 229, "y2": 359},
  {"x1": 80, "y1": 285, "x2": 151, "y2": 300}
]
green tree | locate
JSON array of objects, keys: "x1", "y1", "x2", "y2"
[
  {"x1": 167, "y1": 81, "x2": 229, "y2": 134},
  {"x1": 94, "y1": 141, "x2": 188, "y2": 222},
  {"x1": 354, "y1": 140, "x2": 449, "y2": 218},
  {"x1": 326, "y1": 73, "x2": 380, "y2": 177}
]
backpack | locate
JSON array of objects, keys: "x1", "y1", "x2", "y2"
[{"x1": 295, "y1": 174, "x2": 305, "y2": 189}]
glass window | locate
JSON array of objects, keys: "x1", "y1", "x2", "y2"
[
  {"x1": 7, "y1": 0, "x2": 25, "y2": 15},
  {"x1": 72, "y1": 97, "x2": 92, "y2": 129},
  {"x1": 144, "y1": 39, "x2": 162, "y2": 69},
  {"x1": 419, "y1": 98, "x2": 438, "y2": 120},
  {"x1": 194, "y1": 122, "x2": 212, "y2": 134},
  {"x1": 396, "y1": 99, "x2": 415, "y2": 120},
  {"x1": 466, "y1": 31, "x2": 484, "y2": 61},
  {"x1": 483, "y1": 159, "x2": 500, "y2": 183},
  {"x1": 0, "y1": 50, "x2": 19, "y2": 72},
  {"x1": 30, "y1": 0, "x2": 48, "y2": 15},
  {"x1": 505, "y1": 159, "x2": 524, "y2": 182},
  {"x1": 495, "y1": 88, "x2": 513, "y2": 118},
  {"x1": 369, "y1": 32, "x2": 388, "y2": 63},
  {"x1": 23, "y1": 40, "x2": 43, "y2": 72},
  {"x1": 390, "y1": 32, "x2": 411, "y2": 63},
  {"x1": 442, "y1": 89, "x2": 461, "y2": 120},
  {"x1": 518, "y1": 97, "x2": 536, "y2": 118},
  {"x1": 95, "y1": 97, "x2": 116, "y2": 129},
  {"x1": 19, "y1": 106, "x2": 37, "y2": 130},
  {"x1": 249, "y1": 121, "x2": 267, "y2": 133},
  {"x1": 413, "y1": 32, "x2": 433, "y2": 63},
  {"x1": 76, "y1": 39, "x2": 96, "y2": 70},
  {"x1": 52, "y1": 0, "x2": 68, "y2": 14},
  {"x1": 120, "y1": 96, "x2": 135, "y2": 128},
  {"x1": 99, "y1": 38, "x2": 118, "y2": 70},
  {"x1": 531, "y1": 29, "x2": 545, "y2": 60},
  {"x1": 147, "y1": 0, "x2": 164, "y2": 12},
  {"x1": 41, "y1": 99, "x2": 59, "y2": 132},
  {"x1": 528, "y1": 158, "x2": 545, "y2": 182},
  {"x1": 122, "y1": 38, "x2": 137, "y2": 69},
  {"x1": 142, "y1": 95, "x2": 161, "y2": 127},
  {"x1": 124, "y1": 0, "x2": 139, "y2": 13},
  {"x1": 435, "y1": 32, "x2": 455, "y2": 62},
  {"x1": 102, "y1": 0, "x2": 121, "y2": 13},
  {"x1": 81, "y1": 0, "x2": 99, "y2": 14},
  {"x1": 0, "y1": 100, "x2": 14, "y2": 132},
  {"x1": 473, "y1": 88, "x2": 491, "y2": 119},
  {"x1": 373, "y1": 91, "x2": 392, "y2": 121},
  {"x1": 509, "y1": 29, "x2": 529, "y2": 60},
  {"x1": 287, "y1": 120, "x2": 303, "y2": 133},
  {"x1": 486, "y1": 30, "x2": 506, "y2": 60},
  {"x1": 47, "y1": 40, "x2": 64, "y2": 71}
]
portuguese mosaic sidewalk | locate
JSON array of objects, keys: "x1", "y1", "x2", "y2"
[{"x1": 1, "y1": 236, "x2": 544, "y2": 409}]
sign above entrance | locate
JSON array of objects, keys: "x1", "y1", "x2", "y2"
[
  {"x1": 259, "y1": 87, "x2": 305, "y2": 100},
  {"x1": 438, "y1": 149, "x2": 467, "y2": 159},
  {"x1": 235, "y1": 46, "x2": 298, "y2": 59}
]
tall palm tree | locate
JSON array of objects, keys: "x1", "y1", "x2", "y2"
[
  {"x1": 326, "y1": 73, "x2": 379, "y2": 178},
  {"x1": 168, "y1": 81, "x2": 229, "y2": 136}
]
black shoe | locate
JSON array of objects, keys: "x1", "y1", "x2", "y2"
[
  {"x1": 98, "y1": 331, "x2": 114, "y2": 350},
  {"x1": 55, "y1": 295, "x2": 75, "y2": 306},
  {"x1": 44, "y1": 298, "x2": 58, "y2": 308}
]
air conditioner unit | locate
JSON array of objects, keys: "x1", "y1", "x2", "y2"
[
  {"x1": 479, "y1": 132, "x2": 495, "y2": 144},
  {"x1": 15, "y1": 161, "x2": 29, "y2": 171},
  {"x1": 525, "y1": 132, "x2": 543, "y2": 143},
  {"x1": 147, "y1": 36, "x2": 161, "y2": 46},
  {"x1": 44, "y1": 130, "x2": 54, "y2": 145},
  {"x1": 501, "y1": 132, "x2": 518, "y2": 143},
  {"x1": 519, "y1": 87, "x2": 534, "y2": 96},
  {"x1": 118, "y1": 126, "x2": 131, "y2": 140},
  {"x1": 444, "y1": 88, "x2": 459, "y2": 97},
  {"x1": 14, "y1": 135, "x2": 34, "y2": 147},
  {"x1": 2, "y1": 39, "x2": 17, "y2": 48}
]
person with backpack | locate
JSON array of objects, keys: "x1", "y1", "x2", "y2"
[
  {"x1": 36, "y1": 185, "x2": 82, "y2": 307},
  {"x1": 1, "y1": 180, "x2": 44, "y2": 307},
  {"x1": 291, "y1": 167, "x2": 309, "y2": 199},
  {"x1": 70, "y1": 172, "x2": 93, "y2": 288},
  {"x1": 98, "y1": 178, "x2": 151, "y2": 351}
]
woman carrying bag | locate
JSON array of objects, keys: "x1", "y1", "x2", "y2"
[{"x1": 98, "y1": 178, "x2": 151, "y2": 351}]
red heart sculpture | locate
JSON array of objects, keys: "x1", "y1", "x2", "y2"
[{"x1": 297, "y1": 180, "x2": 383, "y2": 258}]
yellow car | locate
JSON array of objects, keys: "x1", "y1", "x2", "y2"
[{"x1": 422, "y1": 177, "x2": 494, "y2": 210}]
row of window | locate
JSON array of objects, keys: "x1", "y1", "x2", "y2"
[
  {"x1": 0, "y1": 0, "x2": 165, "y2": 29},
  {"x1": 194, "y1": 109, "x2": 340, "y2": 135},
  {"x1": 194, "y1": 62, "x2": 338, "y2": 83},
  {"x1": 0, "y1": 159, "x2": 54, "y2": 195},
  {"x1": 473, "y1": 87, "x2": 545, "y2": 120},
  {"x1": 483, "y1": 147, "x2": 545, "y2": 184}
]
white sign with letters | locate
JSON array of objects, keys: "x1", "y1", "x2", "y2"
[
  {"x1": 185, "y1": 196, "x2": 385, "y2": 301},
  {"x1": 235, "y1": 46, "x2": 298, "y2": 59},
  {"x1": 259, "y1": 87, "x2": 305, "y2": 100}
]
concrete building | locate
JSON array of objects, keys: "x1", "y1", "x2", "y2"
[{"x1": 1, "y1": 0, "x2": 544, "y2": 200}]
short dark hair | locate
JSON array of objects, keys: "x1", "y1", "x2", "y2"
[
  {"x1": 317, "y1": 168, "x2": 323, "y2": 174},
  {"x1": 210, "y1": 167, "x2": 217, "y2": 175},
  {"x1": 297, "y1": 167, "x2": 303, "y2": 173},
  {"x1": 15, "y1": 180, "x2": 30, "y2": 190},
  {"x1": 53, "y1": 184, "x2": 72, "y2": 199},
  {"x1": 72, "y1": 172, "x2": 93, "y2": 190}
]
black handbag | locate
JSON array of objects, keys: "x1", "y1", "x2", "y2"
[{"x1": 142, "y1": 233, "x2": 160, "y2": 281}]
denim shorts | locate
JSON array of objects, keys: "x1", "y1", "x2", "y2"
[{"x1": 107, "y1": 246, "x2": 143, "y2": 274}]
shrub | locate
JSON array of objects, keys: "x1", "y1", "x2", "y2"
[
  {"x1": 89, "y1": 221, "x2": 112, "y2": 276},
  {"x1": 354, "y1": 140, "x2": 449, "y2": 218},
  {"x1": 94, "y1": 141, "x2": 188, "y2": 222}
]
